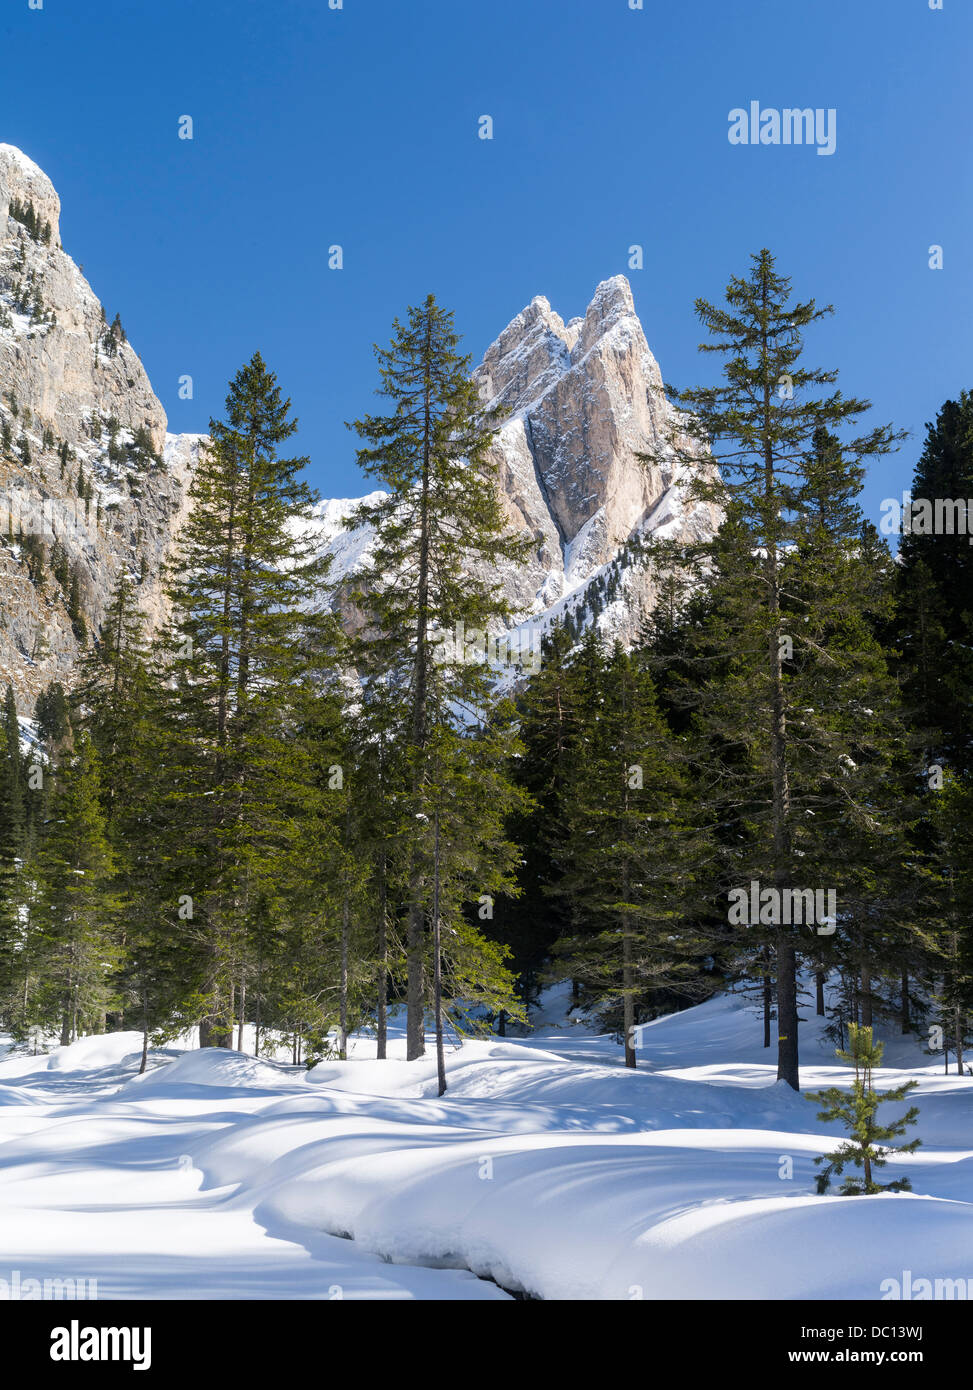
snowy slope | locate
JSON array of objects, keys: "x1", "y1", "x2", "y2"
[{"x1": 0, "y1": 988, "x2": 970, "y2": 1301}]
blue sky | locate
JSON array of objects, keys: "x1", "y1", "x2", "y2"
[{"x1": 1, "y1": 0, "x2": 970, "y2": 527}]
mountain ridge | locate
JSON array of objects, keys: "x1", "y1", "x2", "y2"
[{"x1": 0, "y1": 144, "x2": 717, "y2": 710}]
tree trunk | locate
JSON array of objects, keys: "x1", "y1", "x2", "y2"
[
  {"x1": 139, "y1": 992, "x2": 149, "y2": 1075},
  {"x1": 376, "y1": 853, "x2": 388, "y2": 1060},
  {"x1": 815, "y1": 970, "x2": 825, "y2": 1017},
  {"x1": 622, "y1": 915, "x2": 636, "y2": 1069},
  {"x1": 236, "y1": 979, "x2": 246, "y2": 1052},
  {"x1": 339, "y1": 896, "x2": 350, "y2": 1061},
  {"x1": 432, "y1": 810, "x2": 447, "y2": 1097},
  {"x1": 762, "y1": 949, "x2": 773, "y2": 1047},
  {"x1": 762, "y1": 270, "x2": 799, "y2": 1093},
  {"x1": 776, "y1": 940, "x2": 799, "y2": 1090},
  {"x1": 406, "y1": 329, "x2": 434, "y2": 1063},
  {"x1": 900, "y1": 969, "x2": 910, "y2": 1034},
  {"x1": 406, "y1": 906, "x2": 425, "y2": 1060},
  {"x1": 860, "y1": 967, "x2": 873, "y2": 1028}
]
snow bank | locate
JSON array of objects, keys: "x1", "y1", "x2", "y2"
[
  {"x1": 42, "y1": 1031, "x2": 146, "y2": 1072},
  {"x1": 121, "y1": 1047, "x2": 296, "y2": 1093},
  {"x1": 0, "y1": 984, "x2": 970, "y2": 1300}
]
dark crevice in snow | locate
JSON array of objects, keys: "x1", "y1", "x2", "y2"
[{"x1": 324, "y1": 1226, "x2": 541, "y2": 1299}]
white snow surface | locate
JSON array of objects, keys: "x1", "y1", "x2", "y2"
[{"x1": 0, "y1": 987, "x2": 971, "y2": 1300}]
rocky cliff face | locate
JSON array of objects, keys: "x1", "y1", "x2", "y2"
[
  {"x1": 0, "y1": 144, "x2": 199, "y2": 713},
  {"x1": 320, "y1": 276, "x2": 720, "y2": 649},
  {"x1": 0, "y1": 143, "x2": 718, "y2": 711}
]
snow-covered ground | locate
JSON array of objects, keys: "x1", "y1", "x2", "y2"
[{"x1": 0, "y1": 987, "x2": 971, "y2": 1300}]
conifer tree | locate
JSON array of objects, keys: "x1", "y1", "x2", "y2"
[
  {"x1": 158, "y1": 353, "x2": 334, "y2": 1046},
  {"x1": 807, "y1": 1023, "x2": 920, "y2": 1194},
  {"x1": 0, "y1": 685, "x2": 24, "y2": 856},
  {"x1": 0, "y1": 686, "x2": 25, "y2": 1016},
  {"x1": 546, "y1": 635, "x2": 707, "y2": 1064},
  {"x1": 493, "y1": 623, "x2": 580, "y2": 1011},
  {"x1": 643, "y1": 249, "x2": 905, "y2": 1089},
  {"x1": 895, "y1": 391, "x2": 973, "y2": 777},
  {"x1": 32, "y1": 733, "x2": 118, "y2": 1044},
  {"x1": 349, "y1": 296, "x2": 531, "y2": 1062}
]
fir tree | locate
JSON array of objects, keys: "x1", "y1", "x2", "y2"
[
  {"x1": 546, "y1": 635, "x2": 708, "y2": 1063},
  {"x1": 493, "y1": 623, "x2": 580, "y2": 1012},
  {"x1": 895, "y1": 391, "x2": 973, "y2": 777},
  {"x1": 807, "y1": 1023, "x2": 921, "y2": 1194},
  {"x1": 642, "y1": 249, "x2": 905, "y2": 1089},
  {"x1": 31, "y1": 733, "x2": 118, "y2": 1044},
  {"x1": 349, "y1": 295, "x2": 531, "y2": 1066},
  {"x1": 0, "y1": 686, "x2": 25, "y2": 1012},
  {"x1": 158, "y1": 353, "x2": 334, "y2": 1046}
]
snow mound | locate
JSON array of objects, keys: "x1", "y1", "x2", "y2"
[
  {"x1": 306, "y1": 1039, "x2": 567, "y2": 1098},
  {"x1": 123, "y1": 1047, "x2": 294, "y2": 1093},
  {"x1": 43, "y1": 1031, "x2": 146, "y2": 1072},
  {"x1": 0, "y1": 1083, "x2": 35, "y2": 1106}
]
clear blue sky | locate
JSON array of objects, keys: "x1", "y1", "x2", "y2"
[{"x1": 1, "y1": 0, "x2": 970, "y2": 527}]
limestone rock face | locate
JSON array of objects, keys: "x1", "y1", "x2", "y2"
[
  {"x1": 0, "y1": 141, "x2": 719, "y2": 711},
  {"x1": 475, "y1": 275, "x2": 716, "y2": 600},
  {"x1": 323, "y1": 277, "x2": 720, "y2": 648},
  {"x1": 0, "y1": 144, "x2": 196, "y2": 713}
]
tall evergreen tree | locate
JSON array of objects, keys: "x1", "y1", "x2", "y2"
[
  {"x1": 31, "y1": 733, "x2": 118, "y2": 1044},
  {"x1": 643, "y1": 249, "x2": 905, "y2": 1089},
  {"x1": 158, "y1": 353, "x2": 335, "y2": 1045},
  {"x1": 349, "y1": 295, "x2": 531, "y2": 1064},
  {"x1": 895, "y1": 391, "x2": 973, "y2": 776},
  {"x1": 0, "y1": 685, "x2": 25, "y2": 1017},
  {"x1": 547, "y1": 635, "x2": 708, "y2": 1066}
]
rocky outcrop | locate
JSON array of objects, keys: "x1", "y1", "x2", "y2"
[
  {"x1": 322, "y1": 276, "x2": 720, "y2": 648},
  {"x1": 0, "y1": 143, "x2": 197, "y2": 713},
  {"x1": 0, "y1": 142, "x2": 719, "y2": 711}
]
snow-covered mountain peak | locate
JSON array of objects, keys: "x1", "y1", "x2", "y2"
[{"x1": 319, "y1": 278, "x2": 721, "y2": 650}]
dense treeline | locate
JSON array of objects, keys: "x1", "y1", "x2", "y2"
[{"x1": 0, "y1": 253, "x2": 971, "y2": 1091}]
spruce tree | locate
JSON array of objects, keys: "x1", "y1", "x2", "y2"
[
  {"x1": 546, "y1": 635, "x2": 707, "y2": 1064},
  {"x1": 807, "y1": 1023, "x2": 921, "y2": 1194},
  {"x1": 158, "y1": 353, "x2": 334, "y2": 1046},
  {"x1": 0, "y1": 686, "x2": 25, "y2": 1019},
  {"x1": 895, "y1": 391, "x2": 973, "y2": 776},
  {"x1": 643, "y1": 249, "x2": 905, "y2": 1089},
  {"x1": 32, "y1": 733, "x2": 118, "y2": 1044},
  {"x1": 493, "y1": 623, "x2": 580, "y2": 1013},
  {"x1": 349, "y1": 295, "x2": 531, "y2": 1064}
]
